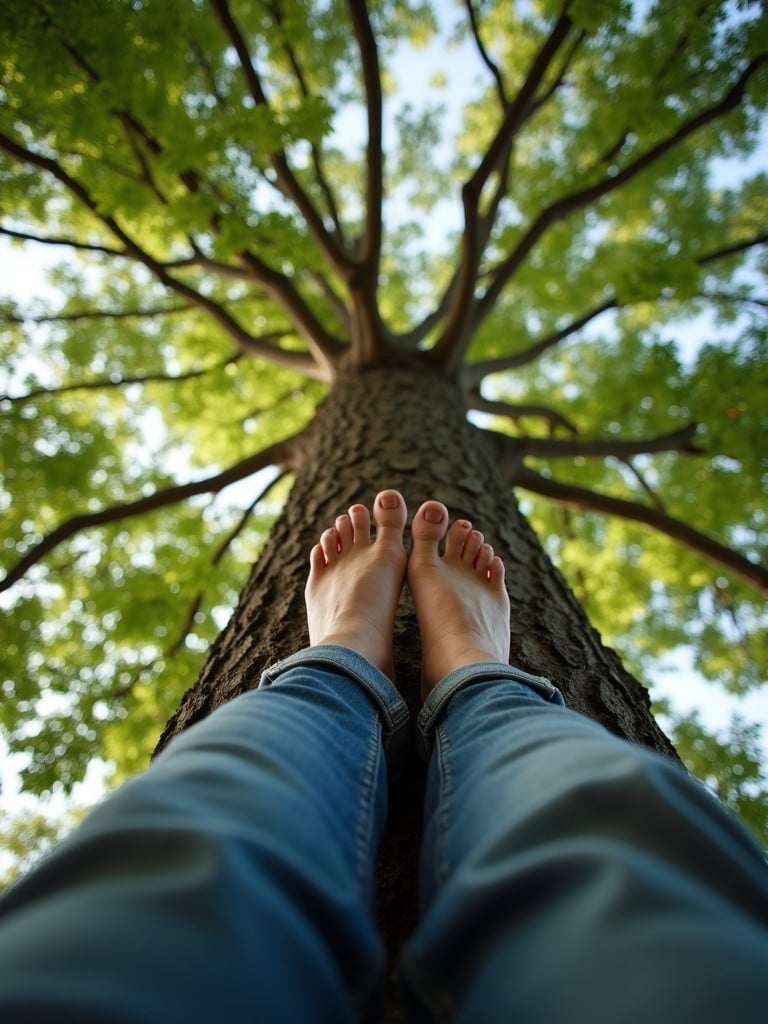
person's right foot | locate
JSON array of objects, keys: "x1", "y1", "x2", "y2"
[{"x1": 407, "y1": 500, "x2": 511, "y2": 699}]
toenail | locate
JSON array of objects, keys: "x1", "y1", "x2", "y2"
[
  {"x1": 457, "y1": 520, "x2": 471, "y2": 529},
  {"x1": 379, "y1": 494, "x2": 400, "y2": 509},
  {"x1": 351, "y1": 504, "x2": 365, "y2": 512},
  {"x1": 424, "y1": 507, "x2": 445, "y2": 523}
]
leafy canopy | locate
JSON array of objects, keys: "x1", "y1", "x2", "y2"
[{"x1": 0, "y1": 0, "x2": 766, "y2": 839}]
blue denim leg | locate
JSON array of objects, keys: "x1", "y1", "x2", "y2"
[
  {"x1": 401, "y1": 666, "x2": 768, "y2": 1023},
  {"x1": 0, "y1": 646, "x2": 408, "y2": 1024}
]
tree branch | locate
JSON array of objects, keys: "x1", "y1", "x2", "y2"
[
  {"x1": 463, "y1": 297, "x2": 618, "y2": 387},
  {"x1": 512, "y1": 423, "x2": 703, "y2": 459},
  {"x1": 467, "y1": 393, "x2": 579, "y2": 435},
  {"x1": 474, "y1": 55, "x2": 768, "y2": 333},
  {"x1": 0, "y1": 130, "x2": 326, "y2": 377},
  {"x1": 265, "y1": 0, "x2": 346, "y2": 244},
  {"x1": 306, "y1": 270, "x2": 350, "y2": 331},
  {"x1": 238, "y1": 251, "x2": 345, "y2": 373},
  {"x1": 209, "y1": 0, "x2": 350, "y2": 274},
  {"x1": 415, "y1": 26, "x2": 583, "y2": 356},
  {"x1": 2, "y1": 353, "x2": 242, "y2": 405},
  {"x1": 523, "y1": 28, "x2": 585, "y2": 122},
  {"x1": 7, "y1": 302, "x2": 193, "y2": 325},
  {"x1": 163, "y1": 591, "x2": 204, "y2": 660},
  {"x1": 698, "y1": 231, "x2": 768, "y2": 266},
  {"x1": 701, "y1": 290, "x2": 768, "y2": 310},
  {"x1": 433, "y1": 8, "x2": 574, "y2": 371},
  {"x1": 396, "y1": 268, "x2": 460, "y2": 349},
  {"x1": 620, "y1": 459, "x2": 667, "y2": 511},
  {"x1": 345, "y1": 0, "x2": 384, "y2": 277},
  {"x1": 211, "y1": 470, "x2": 288, "y2": 567},
  {"x1": 160, "y1": 470, "x2": 289, "y2": 662},
  {"x1": 0, "y1": 225, "x2": 125, "y2": 256},
  {"x1": 515, "y1": 466, "x2": 768, "y2": 596},
  {"x1": 0, "y1": 435, "x2": 304, "y2": 595},
  {"x1": 463, "y1": 0, "x2": 507, "y2": 108}
]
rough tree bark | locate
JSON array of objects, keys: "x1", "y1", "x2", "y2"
[{"x1": 155, "y1": 360, "x2": 677, "y2": 1009}]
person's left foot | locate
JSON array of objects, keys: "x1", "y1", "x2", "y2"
[{"x1": 305, "y1": 490, "x2": 408, "y2": 679}]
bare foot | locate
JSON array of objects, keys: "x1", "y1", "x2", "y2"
[
  {"x1": 407, "y1": 500, "x2": 511, "y2": 699},
  {"x1": 305, "y1": 489, "x2": 408, "y2": 679}
]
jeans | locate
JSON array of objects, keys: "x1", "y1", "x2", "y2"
[{"x1": 0, "y1": 646, "x2": 767, "y2": 1022}]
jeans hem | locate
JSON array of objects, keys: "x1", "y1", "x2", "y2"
[
  {"x1": 415, "y1": 662, "x2": 564, "y2": 759},
  {"x1": 260, "y1": 645, "x2": 411, "y2": 768}
]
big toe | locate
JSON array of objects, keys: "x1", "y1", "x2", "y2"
[
  {"x1": 373, "y1": 489, "x2": 407, "y2": 537},
  {"x1": 410, "y1": 500, "x2": 449, "y2": 560}
]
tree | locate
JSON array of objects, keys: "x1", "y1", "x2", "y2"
[{"x1": 1, "y1": 0, "x2": 766, "y2": 993}]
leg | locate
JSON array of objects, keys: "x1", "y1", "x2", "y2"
[
  {"x1": 402, "y1": 501, "x2": 768, "y2": 1023},
  {"x1": 0, "y1": 490, "x2": 410, "y2": 1024}
]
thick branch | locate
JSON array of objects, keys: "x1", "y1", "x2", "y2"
[
  {"x1": 474, "y1": 56, "x2": 768, "y2": 332},
  {"x1": 468, "y1": 394, "x2": 579, "y2": 435},
  {"x1": 345, "y1": 0, "x2": 384, "y2": 276},
  {"x1": 515, "y1": 466, "x2": 768, "y2": 596},
  {"x1": 464, "y1": 298, "x2": 617, "y2": 387},
  {"x1": 433, "y1": 8, "x2": 574, "y2": 370},
  {"x1": 0, "y1": 435, "x2": 304, "y2": 595}
]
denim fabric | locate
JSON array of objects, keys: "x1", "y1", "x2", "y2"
[
  {"x1": 415, "y1": 661, "x2": 563, "y2": 758},
  {"x1": 1, "y1": 650, "x2": 768, "y2": 1024},
  {"x1": 0, "y1": 649, "x2": 400, "y2": 1023},
  {"x1": 401, "y1": 676, "x2": 768, "y2": 1023},
  {"x1": 261, "y1": 644, "x2": 411, "y2": 771}
]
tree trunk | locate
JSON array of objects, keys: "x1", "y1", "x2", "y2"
[{"x1": 155, "y1": 363, "x2": 678, "y2": 1012}]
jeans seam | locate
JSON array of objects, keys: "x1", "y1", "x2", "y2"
[
  {"x1": 354, "y1": 715, "x2": 381, "y2": 891},
  {"x1": 435, "y1": 723, "x2": 453, "y2": 890}
]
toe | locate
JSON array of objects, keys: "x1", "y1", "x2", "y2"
[
  {"x1": 462, "y1": 529, "x2": 484, "y2": 565},
  {"x1": 348, "y1": 503, "x2": 371, "y2": 545},
  {"x1": 488, "y1": 554, "x2": 506, "y2": 587},
  {"x1": 335, "y1": 512, "x2": 353, "y2": 549},
  {"x1": 475, "y1": 542, "x2": 494, "y2": 577},
  {"x1": 373, "y1": 489, "x2": 407, "y2": 537},
  {"x1": 309, "y1": 543, "x2": 326, "y2": 573},
  {"x1": 444, "y1": 519, "x2": 472, "y2": 561},
  {"x1": 320, "y1": 527, "x2": 340, "y2": 564},
  {"x1": 410, "y1": 500, "x2": 448, "y2": 560}
]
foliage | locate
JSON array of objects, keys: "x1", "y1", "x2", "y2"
[
  {"x1": 656, "y1": 699, "x2": 768, "y2": 848},
  {"x1": 0, "y1": 805, "x2": 86, "y2": 890},
  {"x1": 0, "y1": 0, "x2": 765, "y2": 851}
]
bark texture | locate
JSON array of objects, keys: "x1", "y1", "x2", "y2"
[{"x1": 155, "y1": 363, "x2": 678, "y2": 1012}]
